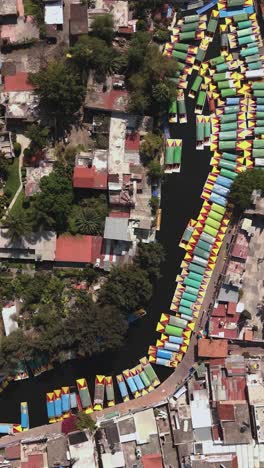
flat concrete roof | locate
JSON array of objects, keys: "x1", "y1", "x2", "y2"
[
  {"x1": 0, "y1": 0, "x2": 17, "y2": 16},
  {"x1": 133, "y1": 409, "x2": 158, "y2": 444}
]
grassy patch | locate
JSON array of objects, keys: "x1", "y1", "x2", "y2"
[
  {"x1": 5, "y1": 158, "x2": 20, "y2": 199},
  {"x1": 9, "y1": 190, "x2": 24, "y2": 216}
]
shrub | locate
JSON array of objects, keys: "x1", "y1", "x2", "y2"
[
  {"x1": 13, "y1": 142, "x2": 22, "y2": 158},
  {"x1": 149, "y1": 196, "x2": 159, "y2": 214}
]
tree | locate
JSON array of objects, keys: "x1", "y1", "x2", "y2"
[
  {"x1": 73, "y1": 208, "x2": 102, "y2": 235},
  {"x1": 70, "y1": 36, "x2": 114, "y2": 79},
  {"x1": 30, "y1": 170, "x2": 74, "y2": 233},
  {"x1": 153, "y1": 29, "x2": 171, "y2": 43},
  {"x1": 152, "y1": 82, "x2": 171, "y2": 105},
  {"x1": 140, "y1": 132, "x2": 163, "y2": 163},
  {"x1": 91, "y1": 14, "x2": 114, "y2": 44},
  {"x1": 229, "y1": 168, "x2": 264, "y2": 210},
  {"x1": 0, "y1": 329, "x2": 33, "y2": 371},
  {"x1": 26, "y1": 124, "x2": 49, "y2": 152},
  {"x1": 13, "y1": 142, "x2": 21, "y2": 157},
  {"x1": 127, "y1": 32, "x2": 151, "y2": 74},
  {"x1": 241, "y1": 309, "x2": 252, "y2": 321},
  {"x1": 147, "y1": 160, "x2": 163, "y2": 180},
  {"x1": 75, "y1": 412, "x2": 96, "y2": 432},
  {"x1": 137, "y1": 19, "x2": 148, "y2": 31},
  {"x1": 29, "y1": 62, "x2": 85, "y2": 126},
  {"x1": 69, "y1": 196, "x2": 108, "y2": 235},
  {"x1": 135, "y1": 242, "x2": 165, "y2": 282},
  {"x1": 3, "y1": 211, "x2": 31, "y2": 242},
  {"x1": 99, "y1": 265, "x2": 152, "y2": 314},
  {"x1": 127, "y1": 39, "x2": 178, "y2": 114},
  {"x1": 0, "y1": 154, "x2": 9, "y2": 180}
]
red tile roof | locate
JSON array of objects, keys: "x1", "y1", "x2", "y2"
[
  {"x1": 5, "y1": 443, "x2": 20, "y2": 460},
  {"x1": 244, "y1": 329, "x2": 253, "y2": 341},
  {"x1": 73, "y1": 167, "x2": 107, "y2": 190},
  {"x1": 109, "y1": 210, "x2": 130, "y2": 218},
  {"x1": 212, "y1": 303, "x2": 226, "y2": 317},
  {"x1": 21, "y1": 454, "x2": 45, "y2": 468},
  {"x1": 198, "y1": 339, "x2": 228, "y2": 358},
  {"x1": 87, "y1": 88, "x2": 128, "y2": 112},
  {"x1": 4, "y1": 72, "x2": 35, "y2": 92},
  {"x1": 217, "y1": 402, "x2": 235, "y2": 421},
  {"x1": 118, "y1": 26, "x2": 134, "y2": 34},
  {"x1": 209, "y1": 314, "x2": 239, "y2": 340},
  {"x1": 125, "y1": 132, "x2": 141, "y2": 151},
  {"x1": 142, "y1": 454, "x2": 163, "y2": 468},
  {"x1": 55, "y1": 235, "x2": 103, "y2": 264},
  {"x1": 227, "y1": 302, "x2": 237, "y2": 316},
  {"x1": 231, "y1": 233, "x2": 249, "y2": 260}
]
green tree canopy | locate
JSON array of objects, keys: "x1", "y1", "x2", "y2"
[
  {"x1": 229, "y1": 168, "x2": 264, "y2": 210},
  {"x1": 70, "y1": 36, "x2": 114, "y2": 79},
  {"x1": 127, "y1": 41, "x2": 177, "y2": 114},
  {"x1": 26, "y1": 124, "x2": 49, "y2": 152},
  {"x1": 68, "y1": 196, "x2": 108, "y2": 235},
  {"x1": 147, "y1": 160, "x2": 163, "y2": 180},
  {"x1": 75, "y1": 412, "x2": 96, "y2": 432},
  {"x1": 3, "y1": 211, "x2": 32, "y2": 242},
  {"x1": 135, "y1": 242, "x2": 165, "y2": 282},
  {"x1": 99, "y1": 265, "x2": 152, "y2": 314},
  {"x1": 91, "y1": 13, "x2": 114, "y2": 44},
  {"x1": 0, "y1": 154, "x2": 9, "y2": 180},
  {"x1": 29, "y1": 170, "x2": 74, "y2": 233},
  {"x1": 0, "y1": 329, "x2": 33, "y2": 372},
  {"x1": 140, "y1": 132, "x2": 163, "y2": 163},
  {"x1": 29, "y1": 61, "x2": 85, "y2": 125}
]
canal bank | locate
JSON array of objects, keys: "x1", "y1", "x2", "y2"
[{"x1": 0, "y1": 41, "x2": 220, "y2": 430}]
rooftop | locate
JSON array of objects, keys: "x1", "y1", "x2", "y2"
[
  {"x1": 94, "y1": 0, "x2": 128, "y2": 29},
  {"x1": 70, "y1": 3, "x2": 88, "y2": 35},
  {"x1": 73, "y1": 167, "x2": 108, "y2": 190},
  {"x1": 190, "y1": 397, "x2": 212, "y2": 429},
  {"x1": 133, "y1": 409, "x2": 158, "y2": 444},
  {"x1": 0, "y1": 230, "x2": 56, "y2": 262},
  {"x1": 141, "y1": 454, "x2": 163, "y2": 468},
  {"x1": 85, "y1": 86, "x2": 128, "y2": 112},
  {"x1": 218, "y1": 284, "x2": 239, "y2": 303},
  {"x1": 73, "y1": 149, "x2": 108, "y2": 190},
  {"x1": 55, "y1": 235, "x2": 103, "y2": 264},
  {"x1": 209, "y1": 361, "x2": 247, "y2": 402},
  {"x1": 198, "y1": 339, "x2": 228, "y2": 358},
  {"x1": 1, "y1": 91, "x2": 39, "y2": 120},
  {"x1": 231, "y1": 232, "x2": 249, "y2": 260},
  {"x1": 209, "y1": 313, "x2": 240, "y2": 340},
  {"x1": 4, "y1": 73, "x2": 34, "y2": 92},
  {"x1": 1, "y1": 17, "x2": 39, "y2": 44},
  {"x1": 44, "y1": 1, "x2": 63, "y2": 25},
  {"x1": 0, "y1": 0, "x2": 17, "y2": 16},
  {"x1": 221, "y1": 403, "x2": 251, "y2": 445},
  {"x1": 47, "y1": 435, "x2": 69, "y2": 467},
  {"x1": 104, "y1": 217, "x2": 131, "y2": 242},
  {"x1": 68, "y1": 431, "x2": 97, "y2": 468}
]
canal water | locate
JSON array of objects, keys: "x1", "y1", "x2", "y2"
[{"x1": 0, "y1": 39, "x2": 219, "y2": 428}]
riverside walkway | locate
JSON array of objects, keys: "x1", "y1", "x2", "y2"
[{"x1": 95, "y1": 223, "x2": 235, "y2": 420}]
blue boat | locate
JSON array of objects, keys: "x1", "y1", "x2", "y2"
[
  {"x1": 46, "y1": 392, "x2": 56, "y2": 423},
  {"x1": 20, "y1": 402, "x2": 29, "y2": 430}
]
